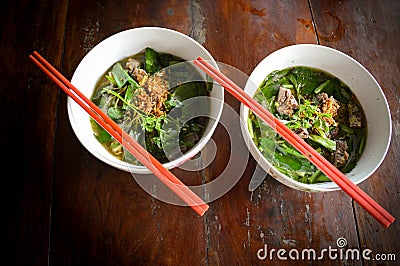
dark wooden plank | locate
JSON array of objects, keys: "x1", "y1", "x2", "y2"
[
  {"x1": 50, "y1": 0, "x2": 208, "y2": 265},
  {"x1": 201, "y1": 0, "x2": 361, "y2": 265},
  {"x1": 0, "y1": 1, "x2": 68, "y2": 265},
  {"x1": 310, "y1": 0, "x2": 400, "y2": 264},
  {"x1": 4, "y1": 0, "x2": 398, "y2": 265}
]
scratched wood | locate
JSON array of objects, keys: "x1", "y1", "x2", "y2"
[
  {"x1": 49, "y1": 0, "x2": 212, "y2": 265},
  {"x1": 201, "y1": 1, "x2": 360, "y2": 265},
  {"x1": 310, "y1": 0, "x2": 400, "y2": 264},
  {"x1": 1, "y1": 1, "x2": 68, "y2": 265},
  {"x1": 2, "y1": 0, "x2": 399, "y2": 265}
]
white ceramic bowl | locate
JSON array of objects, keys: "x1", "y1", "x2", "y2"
[
  {"x1": 240, "y1": 44, "x2": 391, "y2": 192},
  {"x1": 68, "y1": 27, "x2": 224, "y2": 173}
]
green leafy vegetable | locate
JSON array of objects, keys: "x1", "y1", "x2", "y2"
[
  {"x1": 145, "y1": 47, "x2": 161, "y2": 74},
  {"x1": 309, "y1": 134, "x2": 336, "y2": 152},
  {"x1": 110, "y1": 63, "x2": 139, "y2": 88},
  {"x1": 90, "y1": 47, "x2": 212, "y2": 163},
  {"x1": 249, "y1": 66, "x2": 367, "y2": 183},
  {"x1": 107, "y1": 106, "x2": 124, "y2": 120},
  {"x1": 90, "y1": 118, "x2": 112, "y2": 143},
  {"x1": 314, "y1": 80, "x2": 330, "y2": 94}
]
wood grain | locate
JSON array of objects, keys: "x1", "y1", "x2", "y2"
[
  {"x1": 1, "y1": 0, "x2": 68, "y2": 265},
  {"x1": 310, "y1": 1, "x2": 400, "y2": 264},
  {"x1": 202, "y1": 1, "x2": 359, "y2": 265},
  {"x1": 50, "y1": 0, "x2": 209, "y2": 265},
  {"x1": 1, "y1": 0, "x2": 399, "y2": 265}
]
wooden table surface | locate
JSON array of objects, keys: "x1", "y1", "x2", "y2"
[{"x1": 2, "y1": 0, "x2": 399, "y2": 265}]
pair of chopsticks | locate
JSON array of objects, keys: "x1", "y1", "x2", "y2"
[
  {"x1": 194, "y1": 57, "x2": 395, "y2": 228},
  {"x1": 29, "y1": 51, "x2": 209, "y2": 216}
]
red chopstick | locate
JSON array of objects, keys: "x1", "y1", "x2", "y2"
[
  {"x1": 29, "y1": 51, "x2": 209, "y2": 216},
  {"x1": 194, "y1": 57, "x2": 395, "y2": 227}
]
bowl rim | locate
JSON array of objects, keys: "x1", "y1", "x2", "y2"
[
  {"x1": 67, "y1": 26, "x2": 224, "y2": 173},
  {"x1": 240, "y1": 43, "x2": 392, "y2": 192}
]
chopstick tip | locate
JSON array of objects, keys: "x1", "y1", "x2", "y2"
[
  {"x1": 385, "y1": 216, "x2": 395, "y2": 228},
  {"x1": 198, "y1": 204, "x2": 209, "y2": 217}
]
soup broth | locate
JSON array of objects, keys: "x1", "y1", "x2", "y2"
[
  {"x1": 248, "y1": 66, "x2": 367, "y2": 184},
  {"x1": 90, "y1": 47, "x2": 212, "y2": 164}
]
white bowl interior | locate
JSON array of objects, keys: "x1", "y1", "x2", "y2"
[
  {"x1": 68, "y1": 27, "x2": 224, "y2": 173},
  {"x1": 241, "y1": 44, "x2": 391, "y2": 191}
]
